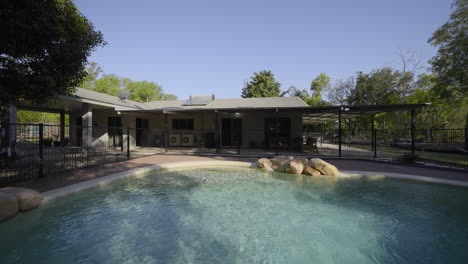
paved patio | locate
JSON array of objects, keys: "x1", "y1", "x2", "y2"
[{"x1": 9, "y1": 154, "x2": 468, "y2": 192}]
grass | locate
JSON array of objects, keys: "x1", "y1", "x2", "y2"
[{"x1": 348, "y1": 144, "x2": 468, "y2": 167}]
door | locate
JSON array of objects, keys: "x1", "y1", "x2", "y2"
[
  {"x1": 222, "y1": 118, "x2": 242, "y2": 147},
  {"x1": 264, "y1": 118, "x2": 291, "y2": 149},
  {"x1": 108, "y1": 117, "x2": 122, "y2": 148},
  {"x1": 136, "y1": 118, "x2": 149, "y2": 147}
]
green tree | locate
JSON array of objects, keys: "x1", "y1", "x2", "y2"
[
  {"x1": 308, "y1": 73, "x2": 331, "y2": 106},
  {"x1": 285, "y1": 86, "x2": 309, "y2": 100},
  {"x1": 428, "y1": 0, "x2": 468, "y2": 98},
  {"x1": 0, "y1": 0, "x2": 105, "y2": 106},
  {"x1": 17, "y1": 110, "x2": 69, "y2": 124},
  {"x1": 126, "y1": 81, "x2": 163, "y2": 102},
  {"x1": 428, "y1": 0, "x2": 468, "y2": 148},
  {"x1": 80, "y1": 63, "x2": 178, "y2": 102},
  {"x1": 80, "y1": 62, "x2": 103, "y2": 90},
  {"x1": 327, "y1": 77, "x2": 354, "y2": 105},
  {"x1": 241, "y1": 70, "x2": 281, "y2": 98},
  {"x1": 162, "y1": 94, "x2": 178, "y2": 101},
  {"x1": 350, "y1": 68, "x2": 406, "y2": 105},
  {"x1": 93, "y1": 74, "x2": 124, "y2": 96}
]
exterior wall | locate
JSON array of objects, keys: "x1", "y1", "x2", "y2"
[
  {"x1": 232, "y1": 111, "x2": 303, "y2": 149},
  {"x1": 73, "y1": 108, "x2": 303, "y2": 150}
]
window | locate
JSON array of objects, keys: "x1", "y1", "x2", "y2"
[{"x1": 172, "y1": 119, "x2": 194, "y2": 130}]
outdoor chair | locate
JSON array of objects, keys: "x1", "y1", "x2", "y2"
[{"x1": 306, "y1": 137, "x2": 319, "y2": 153}]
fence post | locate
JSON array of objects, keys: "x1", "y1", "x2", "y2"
[
  {"x1": 127, "y1": 127, "x2": 130, "y2": 160},
  {"x1": 275, "y1": 108, "x2": 279, "y2": 156},
  {"x1": 38, "y1": 123, "x2": 44, "y2": 178},
  {"x1": 374, "y1": 129, "x2": 377, "y2": 158},
  {"x1": 338, "y1": 107, "x2": 342, "y2": 157},
  {"x1": 237, "y1": 134, "x2": 241, "y2": 155},
  {"x1": 164, "y1": 113, "x2": 168, "y2": 152},
  {"x1": 371, "y1": 115, "x2": 375, "y2": 151},
  {"x1": 215, "y1": 110, "x2": 219, "y2": 154},
  {"x1": 411, "y1": 109, "x2": 415, "y2": 154},
  {"x1": 60, "y1": 111, "x2": 65, "y2": 146}
]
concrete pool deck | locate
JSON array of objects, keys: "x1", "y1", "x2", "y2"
[{"x1": 8, "y1": 154, "x2": 468, "y2": 193}]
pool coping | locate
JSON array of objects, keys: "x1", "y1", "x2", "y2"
[{"x1": 42, "y1": 161, "x2": 468, "y2": 203}]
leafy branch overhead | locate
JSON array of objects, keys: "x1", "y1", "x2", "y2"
[{"x1": 0, "y1": 0, "x2": 106, "y2": 106}]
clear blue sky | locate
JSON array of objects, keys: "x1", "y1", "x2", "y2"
[{"x1": 74, "y1": 0, "x2": 452, "y2": 100}]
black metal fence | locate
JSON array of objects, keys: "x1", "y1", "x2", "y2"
[
  {"x1": 302, "y1": 128, "x2": 467, "y2": 167},
  {"x1": 1, "y1": 123, "x2": 467, "y2": 185},
  {"x1": 0, "y1": 124, "x2": 129, "y2": 185}
]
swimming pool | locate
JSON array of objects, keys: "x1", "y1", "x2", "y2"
[{"x1": 1, "y1": 167, "x2": 467, "y2": 263}]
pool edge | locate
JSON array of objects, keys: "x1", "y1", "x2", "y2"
[
  {"x1": 343, "y1": 170, "x2": 468, "y2": 188},
  {"x1": 42, "y1": 161, "x2": 468, "y2": 204},
  {"x1": 42, "y1": 161, "x2": 257, "y2": 203}
]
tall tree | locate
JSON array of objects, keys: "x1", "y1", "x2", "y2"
[
  {"x1": 241, "y1": 70, "x2": 281, "y2": 98},
  {"x1": 93, "y1": 74, "x2": 124, "y2": 96},
  {"x1": 162, "y1": 94, "x2": 178, "y2": 101},
  {"x1": 308, "y1": 73, "x2": 331, "y2": 105},
  {"x1": 350, "y1": 68, "x2": 406, "y2": 105},
  {"x1": 0, "y1": 0, "x2": 105, "y2": 106},
  {"x1": 126, "y1": 81, "x2": 163, "y2": 102},
  {"x1": 80, "y1": 62, "x2": 103, "y2": 90},
  {"x1": 285, "y1": 86, "x2": 309, "y2": 100},
  {"x1": 327, "y1": 77, "x2": 355, "y2": 105},
  {"x1": 428, "y1": 0, "x2": 468, "y2": 98}
]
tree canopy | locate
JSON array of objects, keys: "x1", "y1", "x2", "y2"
[
  {"x1": 0, "y1": 0, "x2": 105, "y2": 106},
  {"x1": 126, "y1": 81, "x2": 164, "y2": 102},
  {"x1": 428, "y1": 0, "x2": 468, "y2": 98},
  {"x1": 241, "y1": 70, "x2": 282, "y2": 98},
  {"x1": 80, "y1": 63, "x2": 177, "y2": 102},
  {"x1": 350, "y1": 68, "x2": 406, "y2": 105}
]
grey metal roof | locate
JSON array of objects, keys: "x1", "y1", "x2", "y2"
[
  {"x1": 70, "y1": 89, "x2": 428, "y2": 122},
  {"x1": 182, "y1": 95, "x2": 215, "y2": 106},
  {"x1": 72, "y1": 88, "x2": 149, "y2": 109},
  {"x1": 72, "y1": 88, "x2": 308, "y2": 110}
]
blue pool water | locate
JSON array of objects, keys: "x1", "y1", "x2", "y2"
[{"x1": 1, "y1": 168, "x2": 468, "y2": 264}]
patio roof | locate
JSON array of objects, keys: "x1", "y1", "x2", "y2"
[{"x1": 301, "y1": 104, "x2": 430, "y2": 124}]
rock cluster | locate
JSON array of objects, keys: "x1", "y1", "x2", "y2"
[
  {"x1": 257, "y1": 157, "x2": 340, "y2": 177},
  {"x1": 0, "y1": 187, "x2": 43, "y2": 223}
]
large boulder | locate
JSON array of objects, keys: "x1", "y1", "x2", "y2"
[
  {"x1": 303, "y1": 166, "x2": 321, "y2": 176},
  {"x1": 308, "y1": 158, "x2": 340, "y2": 176},
  {"x1": 0, "y1": 187, "x2": 43, "y2": 212},
  {"x1": 285, "y1": 159, "x2": 304, "y2": 174},
  {"x1": 298, "y1": 157, "x2": 309, "y2": 166},
  {"x1": 270, "y1": 157, "x2": 291, "y2": 171},
  {"x1": 257, "y1": 158, "x2": 272, "y2": 169},
  {"x1": 0, "y1": 192, "x2": 19, "y2": 223}
]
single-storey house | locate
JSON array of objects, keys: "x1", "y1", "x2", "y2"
[{"x1": 5, "y1": 88, "x2": 428, "y2": 154}]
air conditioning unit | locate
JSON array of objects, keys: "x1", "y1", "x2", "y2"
[
  {"x1": 181, "y1": 134, "x2": 194, "y2": 146},
  {"x1": 169, "y1": 134, "x2": 181, "y2": 146}
]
